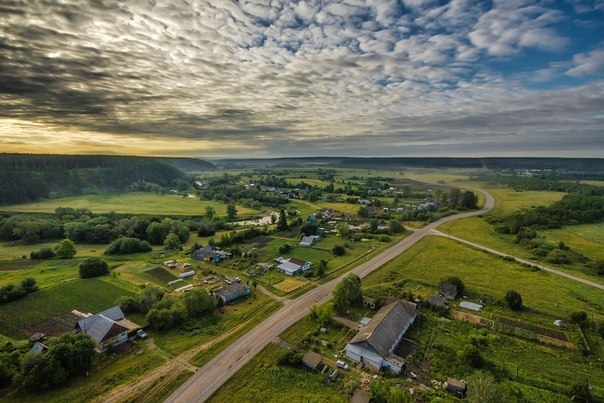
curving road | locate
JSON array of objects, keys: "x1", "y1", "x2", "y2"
[{"x1": 166, "y1": 191, "x2": 495, "y2": 402}]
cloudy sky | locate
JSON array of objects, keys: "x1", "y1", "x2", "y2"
[{"x1": 1, "y1": 0, "x2": 603, "y2": 158}]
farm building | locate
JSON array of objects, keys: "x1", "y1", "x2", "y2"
[
  {"x1": 302, "y1": 351, "x2": 323, "y2": 371},
  {"x1": 276, "y1": 257, "x2": 312, "y2": 276},
  {"x1": 345, "y1": 300, "x2": 417, "y2": 373},
  {"x1": 74, "y1": 306, "x2": 140, "y2": 352},
  {"x1": 439, "y1": 282, "x2": 458, "y2": 300},
  {"x1": 299, "y1": 235, "x2": 321, "y2": 247},
  {"x1": 460, "y1": 301, "x2": 483, "y2": 311},
  {"x1": 427, "y1": 295, "x2": 448, "y2": 309},
  {"x1": 191, "y1": 246, "x2": 223, "y2": 262},
  {"x1": 212, "y1": 283, "x2": 251, "y2": 304},
  {"x1": 445, "y1": 378, "x2": 467, "y2": 397},
  {"x1": 30, "y1": 341, "x2": 49, "y2": 354}
]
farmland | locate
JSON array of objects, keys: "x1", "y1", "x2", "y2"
[{"x1": 0, "y1": 278, "x2": 135, "y2": 339}]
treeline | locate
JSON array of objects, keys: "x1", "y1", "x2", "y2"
[
  {"x1": 0, "y1": 333, "x2": 95, "y2": 391},
  {"x1": 0, "y1": 154, "x2": 193, "y2": 205},
  {"x1": 490, "y1": 192, "x2": 604, "y2": 234},
  {"x1": 476, "y1": 173, "x2": 603, "y2": 193},
  {"x1": 0, "y1": 278, "x2": 38, "y2": 304}
]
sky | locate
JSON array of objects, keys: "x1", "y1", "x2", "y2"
[{"x1": 1, "y1": 0, "x2": 603, "y2": 158}]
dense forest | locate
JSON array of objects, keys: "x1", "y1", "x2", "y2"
[
  {"x1": 0, "y1": 154, "x2": 213, "y2": 205},
  {"x1": 216, "y1": 157, "x2": 604, "y2": 173}
]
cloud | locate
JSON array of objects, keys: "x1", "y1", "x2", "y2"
[
  {"x1": 567, "y1": 47, "x2": 604, "y2": 77},
  {"x1": 0, "y1": 0, "x2": 602, "y2": 157}
]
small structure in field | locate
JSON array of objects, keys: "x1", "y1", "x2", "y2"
[
  {"x1": 445, "y1": 378, "x2": 467, "y2": 398},
  {"x1": 299, "y1": 235, "x2": 321, "y2": 247},
  {"x1": 212, "y1": 283, "x2": 251, "y2": 304},
  {"x1": 175, "y1": 284, "x2": 194, "y2": 292},
  {"x1": 459, "y1": 301, "x2": 483, "y2": 312},
  {"x1": 362, "y1": 296, "x2": 376, "y2": 309},
  {"x1": 179, "y1": 271, "x2": 195, "y2": 279},
  {"x1": 302, "y1": 351, "x2": 323, "y2": 371},
  {"x1": 439, "y1": 282, "x2": 458, "y2": 300},
  {"x1": 427, "y1": 295, "x2": 448, "y2": 309},
  {"x1": 31, "y1": 341, "x2": 49, "y2": 354}
]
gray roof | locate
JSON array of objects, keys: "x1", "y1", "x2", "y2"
[
  {"x1": 79, "y1": 314, "x2": 127, "y2": 344},
  {"x1": 76, "y1": 306, "x2": 124, "y2": 332},
  {"x1": 348, "y1": 300, "x2": 417, "y2": 358},
  {"x1": 76, "y1": 306, "x2": 128, "y2": 343},
  {"x1": 427, "y1": 295, "x2": 447, "y2": 307},
  {"x1": 213, "y1": 283, "x2": 249, "y2": 301},
  {"x1": 302, "y1": 351, "x2": 323, "y2": 369}
]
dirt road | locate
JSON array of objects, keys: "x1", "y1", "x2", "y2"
[{"x1": 166, "y1": 191, "x2": 496, "y2": 402}]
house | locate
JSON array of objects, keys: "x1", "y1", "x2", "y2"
[
  {"x1": 445, "y1": 378, "x2": 467, "y2": 397},
  {"x1": 345, "y1": 300, "x2": 417, "y2": 373},
  {"x1": 276, "y1": 257, "x2": 312, "y2": 276},
  {"x1": 75, "y1": 306, "x2": 140, "y2": 352},
  {"x1": 31, "y1": 341, "x2": 49, "y2": 354},
  {"x1": 306, "y1": 215, "x2": 317, "y2": 223},
  {"x1": 439, "y1": 282, "x2": 458, "y2": 300},
  {"x1": 427, "y1": 295, "x2": 448, "y2": 309},
  {"x1": 322, "y1": 209, "x2": 334, "y2": 219},
  {"x1": 191, "y1": 246, "x2": 223, "y2": 263},
  {"x1": 212, "y1": 283, "x2": 251, "y2": 304},
  {"x1": 302, "y1": 351, "x2": 323, "y2": 371},
  {"x1": 299, "y1": 235, "x2": 321, "y2": 247}
]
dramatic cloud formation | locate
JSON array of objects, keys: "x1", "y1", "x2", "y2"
[{"x1": 0, "y1": 0, "x2": 603, "y2": 157}]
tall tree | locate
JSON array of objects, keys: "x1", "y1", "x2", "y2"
[
  {"x1": 226, "y1": 203, "x2": 237, "y2": 220},
  {"x1": 277, "y1": 208, "x2": 289, "y2": 231},
  {"x1": 54, "y1": 239, "x2": 76, "y2": 259}
]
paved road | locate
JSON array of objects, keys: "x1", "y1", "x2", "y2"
[
  {"x1": 166, "y1": 191, "x2": 495, "y2": 402},
  {"x1": 431, "y1": 230, "x2": 604, "y2": 290}
]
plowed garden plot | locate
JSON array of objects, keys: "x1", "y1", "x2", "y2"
[
  {"x1": 246, "y1": 236, "x2": 273, "y2": 249},
  {"x1": 495, "y1": 316, "x2": 568, "y2": 341}
]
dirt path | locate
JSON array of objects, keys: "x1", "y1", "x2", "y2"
[
  {"x1": 257, "y1": 285, "x2": 290, "y2": 304},
  {"x1": 94, "y1": 313, "x2": 269, "y2": 403}
]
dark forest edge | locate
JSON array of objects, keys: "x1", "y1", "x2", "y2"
[{"x1": 0, "y1": 154, "x2": 215, "y2": 205}]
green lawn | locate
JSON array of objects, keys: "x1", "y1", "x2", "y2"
[
  {"x1": 362, "y1": 236, "x2": 604, "y2": 322},
  {"x1": 0, "y1": 192, "x2": 258, "y2": 217},
  {"x1": 0, "y1": 277, "x2": 135, "y2": 339},
  {"x1": 0, "y1": 242, "x2": 104, "y2": 261}
]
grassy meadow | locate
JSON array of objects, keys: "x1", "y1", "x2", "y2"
[
  {"x1": 540, "y1": 223, "x2": 604, "y2": 261},
  {"x1": 208, "y1": 343, "x2": 349, "y2": 403},
  {"x1": 362, "y1": 236, "x2": 604, "y2": 322},
  {"x1": 0, "y1": 192, "x2": 258, "y2": 217}
]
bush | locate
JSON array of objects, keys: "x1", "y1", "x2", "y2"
[
  {"x1": 30, "y1": 247, "x2": 56, "y2": 259},
  {"x1": 332, "y1": 244, "x2": 346, "y2": 256},
  {"x1": 278, "y1": 349, "x2": 302, "y2": 366},
  {"x1": 505, "y1": 290, "x2": 523, "y2": 311},
  {"x1": 79, "y1": 257, "x2": 109, "y2": 278}
]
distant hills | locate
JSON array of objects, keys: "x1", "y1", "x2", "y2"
[
  {"x1": 0, "y1": 154, "x2": 214, "y2": 205},
  {"x1": 214, "y1": 156, "x2": 604, "y2": 172}
]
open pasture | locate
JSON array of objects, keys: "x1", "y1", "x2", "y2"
[
  {"x1": 363, "y1": 236, "x2": 604, "y2": 322},
  {"x1": 541, "y1": 223, "x2": 604, "y2": 261},
  {"x1": 0, "y1": 192, "x2": 258, "y2": 217}
]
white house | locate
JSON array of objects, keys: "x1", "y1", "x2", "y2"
[
  {"x1": 276, "y1": 257, "x2": 312, "y2": 276},
  {"x1": 345, "y1": 300, "x2": 417, "y2": 373}
]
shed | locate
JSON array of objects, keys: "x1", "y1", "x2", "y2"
[
  {"x1": 427, "y1": 295, "x2": 447, "y2": 309},
  {"x1": 302, "y1": 351, "x2": 323, "y2": 371},
  {"x1": 362, "y1": 296, "x2": 376, "y2": 309},
  {"x1": 459, "y1": 301, "x2": 483, "y2": 312},
  {"x1": 439, "y1": 282, "x2": 458, "y2": 300},
  {"x1": 445, "y1": 378, "x2": 467, "y2": 397}
]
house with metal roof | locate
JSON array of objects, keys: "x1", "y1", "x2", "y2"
[
  {"x1": 276, "y1": 257, "x2": 311, "y2": 276},
  {"x1": 74, "y1": 306, "x2": 140, "y2": 352},
  {"x1": 345, "y1": 300, "x2": 417, "y2": 373},
  {"x1": 212, "y1": 283, "x2": 250, "y2": 304}
]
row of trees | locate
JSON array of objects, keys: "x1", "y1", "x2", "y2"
[{"x1": 0, "y1": 278, "x2": 38, "y2": 304}]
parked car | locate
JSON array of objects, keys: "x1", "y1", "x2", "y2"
[
  {"x1": 136, "y1": 329, "x2": 148, "y2": 339},
  {"x1": 336, "y1": 360, "x2": 349, "y2": 370}
]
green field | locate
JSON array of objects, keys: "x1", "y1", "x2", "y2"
[
  {"x1": 540, "y1": 223, "x2": 604, "y2": 261},
  {"x1": 208, "y1": 343, "x2": 349, "y2": 403},
  {"x1": 0, "y1": 192, "x2": 258, "y2": 217},
  {"x1": 0, "y1": 277, "x2": 135, "y2": 339},
  {"x1": 0, "y1": 242, "x2": 104, "y2": 261},
  {"x1": 363, "y1": 236, "x2": 604, "y2": 322}
]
